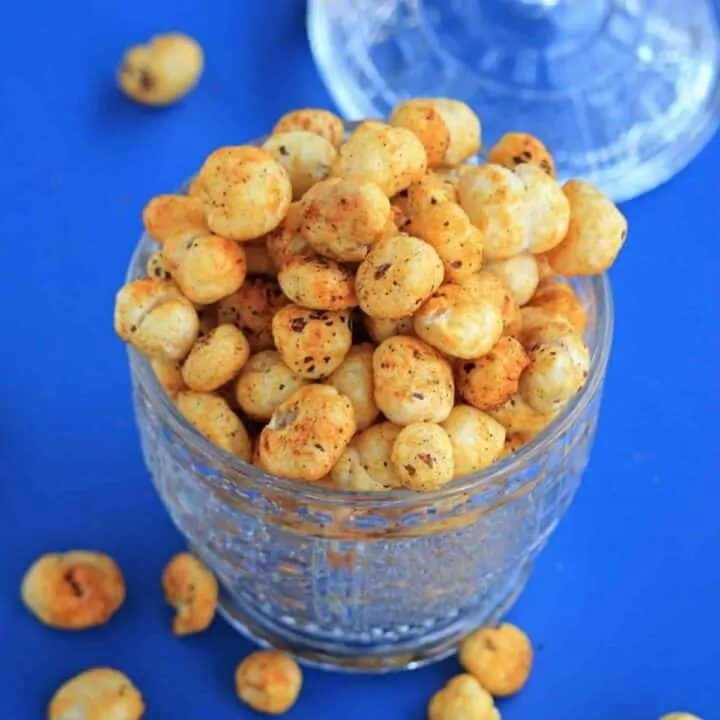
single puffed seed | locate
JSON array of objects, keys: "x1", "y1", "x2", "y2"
[
  {"x1": 114, "y1": 278, "x2": 199, "y2": 361},
  {"x1": 258, "y1": 384, "x2": 356, "y2": 482},
  {"x1": 519, "y1": 316, "x2": 590, "y2": 414},
  {"x1": 332, "y1": 121, "x2": 428, "y2": 197},
  {"x1": 273, "y1": 108, "x2": 345, "y2": 148},
  {"x1": 234, "y1": 350, "x2": 308, "y2": 421},
  {"x1": 456, "y1": 336, "x2": 530, "y2": 411},
  {"x1": 117, "y1": 32, "x2": 203, "y2": 106},
  {"x1": 391, "y1": 422, "x2": 455, "y2": 491},
  {"x1": 21, "y1": 552, "x2": 125, "y2": 630},
  {"x1": 488, "y1": 132, "x2": 556, "y2": 177},
  {"x1": 263, "y1": 131, "x2": 337, "y2": 200},
  {"x1": 428, "y1": 674, "x2": 499, "y2": 720},
  {"x1": 196, "y1": 146, "x2": 292, "y2": 242},
  {"x1": 181, "y1": 324, "x2": 250, "y2": 391},
  {"x1": 271, "y1": 304, "x2": 353, "y2": 379},
  {"x1": 171, "y1": 234, "x2": 247, "y2": 305},
  {"x1": 485, "y1": 253, "x2": 539, "y2": 307},
  {"x1": 426, "y1": 98, "x2": 482, "y2": 165},
  {"x1": 265, "y1": 202, "x2": 311, "y2": 269},
  {"x1": 298, "y1": 177, "x2": 394, "y2": 263},
  {"x1": 330, "y1": 444, "x2": 393, "y2": 492},
  {"x1": 217, "y1": 277, "x2": 288, "y2": 353},
  {"x1": 356, "y1": 234, "x2": 444, "y2": 319},
  {"x1": 373, "y1": 336, "x2": 455, "y2": 425},
  {"x1": 48, "y1": 668, "x2": 144, "y2": 720},
  {"x1": 515, "y1": 163, "x2": 570, "y2": 255},
  {"x1": 441, "y1": 405, "x2": 506, "y2": 477},
  {"x1": 142, "y1": 194, "x2": 209, "y2": 244},
  {"x1": 659, "y1": 714, "x2": 703, "y2": 720},
  {"x1": 459, "y1": 623, "x2": 534, "y2": 697},
  {"x1": 235, "y1": 651, "x2": 303, "y2": 715},
  {"x1": 458, "y1": 165, "x2": 527, "y2": 260},
  {"x1": 278, "y1": 254, "x2": 358, "y2": 311},
  {"x1": 176, "y1": 391, "x2": 252, "y2": 460},
  {"x1": 326, "y1": 343, "x2": 379, "y2": 430},
  {"x1": 414, "y1": 283, "x2": 503, "y2": 359},
  {"x1": 162, "y1": 552, "x2": 218, "y2": 636},
  {"x1": 544, "y1": 179, "x2": 627, "y2": 275},
  {"x1": 352, "y1": 422, "x2": 404, "y2": 488}
]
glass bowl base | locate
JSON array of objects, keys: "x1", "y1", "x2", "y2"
[
  {"x1": 308, "y1": 0, "x2": 720, "y2": 202},
  {"x1": 216, "y1": 566, "x2": 530, "y2": 673}
]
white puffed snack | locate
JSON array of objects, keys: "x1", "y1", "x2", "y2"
[
  {"x1": 330, "y1": 444, "x2": 392, "y2": 492},
  {"x1": 265, "y1": 202, "x2": 311, "y2": 269},
  {"x1": 234, "y1": 350, "x2": 308, "y2": 421},
  {"x1": 298, "y1": 177, "x2": 394, "y2": 262},
  {"x1": 332, "y1": 121, "x2": 427, "y2": 197},
  {"x1": 518, "y1": 314, "x2": 590, "y2": 414},
  {"x1": 373, "y1": 336, "x2": 454, "y2": 425},
  {"x1": 263, "y1": 131, "x2": 337, "y2": 200},
  {"x1": 350, "y1": 422, "x2": 404, "y2": 488},
  {"x1": 355, "y1": 234, "x2": 444, "y2": 319},
  {"x1": 414, "y1": 283, "x2": 503, "y2": 359},
  {"x1": 114, "y1": 278, "x2": 198, "y2": 361},
  {"x1": 391, "y1": 422, "x2": 454, "y2": 491},
  {"x1": 142, "y1": 193, "x2": 209, "y2": 244},
  {"x1": 176, "y1": 391, "x2": 252, "y2": 460},
  {"x1": 515, "y1": 163, "x2": 570, "y2": 255},
  {"x1": 544, "y1": 179, "x2": 627, "y2": 275},
  {"x1": 485, "y1": 253, "x2": 540, "y2": 306},
  {"x1": 181, "y1": 324, "x2": 250, "y2": 392},
  {"x1": 258, "y1": 384, "x2": 356, "y2": 482},
  {"x1": 442, "y1": 405, "x2": 506, "y2": 477},
  {"x1": 48, "y1": 668, "x2": 144, "y2": 720},
  {"x1": 458, "y1": 164, "x2": 527, "y2": 260},
  {"x1": 195, "y1": 146, "x2": 292, "y2": 241},
  {"x1": 271, "y1": 304, "x2": 352, "y2": 379},
  {"x1": 425, "y1": 98, "x2": 482, "y2": 165},
  {"x1": 326, "y1": 343, "x2": 379, "y2": 431},
  {"x1": 170, "y1": 233, "x2": 247, "y2": 305},
  {"x1": 456, "y1": 336, "x2": 530, "y2": 411},
  {"x1": 278, "y1": 254, "x2": 357, "y2": 311},
  {"x1": 488, "y1": 131, "x2": 556, "y2": 177},
  {"x1": 428, "y1": 674, "x2": 499, "y2": 720},
  {"x1": 216, "y1": 277, "x2": 288, "y2": 353},
  {"x1": 273, "y1": 108, "x2": 345, "y2": 149}
]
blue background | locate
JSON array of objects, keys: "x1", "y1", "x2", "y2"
[{"x1": 1, "y1": 1, "x2": 718, "y2": 717}]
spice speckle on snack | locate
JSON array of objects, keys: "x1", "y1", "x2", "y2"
[{"x1": 114, "y1": 97, "x2": 626, "y2": 490}]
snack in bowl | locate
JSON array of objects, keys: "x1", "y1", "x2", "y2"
[{"x1": 116, "y1": 99, "x2": 625, "y2": 670}]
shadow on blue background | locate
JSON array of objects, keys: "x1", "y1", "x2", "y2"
[{"x1": 0, "y1": 0, "x2": 718, "y2": 717}]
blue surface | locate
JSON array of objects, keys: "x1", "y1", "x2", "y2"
[{"x1": 1, "y1": 1, "x2": 719, "y2": 718}]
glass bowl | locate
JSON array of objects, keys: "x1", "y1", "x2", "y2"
[{"x1": 125, "y1": 131, "x2": 614, "y2": 673}]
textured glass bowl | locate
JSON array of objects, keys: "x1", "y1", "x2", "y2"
[
  {"x1": 125, "y1": 133, "x2": 613, "y2": 673},
  {"x1": 308, "y1": 0, "x2": 720, "y2": 203}
]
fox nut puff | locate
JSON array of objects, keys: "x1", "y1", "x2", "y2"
[
  {"x1": 48, "y1": 668, "x2": 144, "y2": 720},
  {"x1": 118, "y1": 32, "x2": 203, "y2": 107},
  {"x1": 114, "y1": 278, "x2": 199, "y2": 361},
  {"x1": 195, "y1": 146, "x2": 292, "y2": 242},
  {"x1": 373, "y1": 336, "x2": 455, "y2": 425},
  {"x1": 21, "y1": 551, "x2": 125, "y2": 630},
  {"x1": 161, "y1": 552, "x2": 218, "y2": 636},
  {"x1": 257, "y1": 384, "x2": 356, "y2": 482}
]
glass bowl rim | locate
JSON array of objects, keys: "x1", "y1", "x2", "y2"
[{"x1": 126, "y1": 127, "x2": 614, "y2": 511}]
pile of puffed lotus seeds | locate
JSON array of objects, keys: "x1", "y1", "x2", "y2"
[{"x1": 114, "y1": 99, "x2": 628, "y2": 492}]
